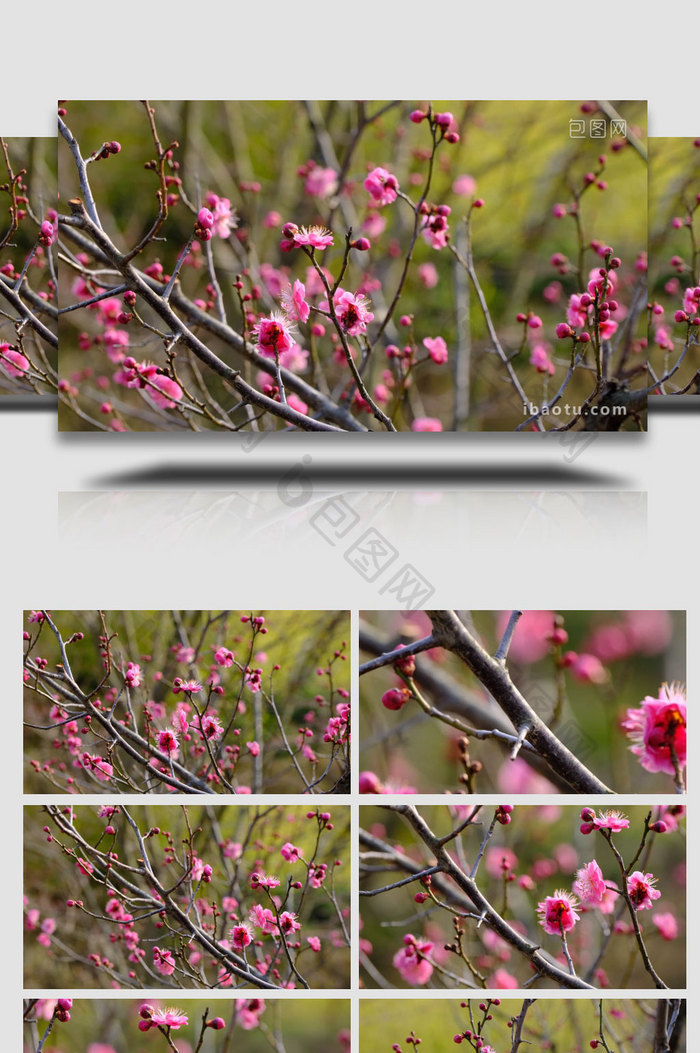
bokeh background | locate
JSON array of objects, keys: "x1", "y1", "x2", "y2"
[
  {"x1": 359, "y1": 610, "x2": 685, "y2": 794},
  {"x1": 58, "y1": 100, "x2": 646, "y2": 430}
]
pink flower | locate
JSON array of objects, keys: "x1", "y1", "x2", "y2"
[
  {"x1": 417, "y1": 262, "x2": 439, "y2": 288},
  {"x1": 307, "y1": 935, "x2": 321, "y2": 952},
  {"x1": 236, "y1": 999, "x2": 265, "y2": 1030},
  {"x1": 250, "y1": 871, "x2": 280, "y2": 890},
  {"x1": 281, "y1": 279, "x2": 311, "y2": 324},
  {"x1": 254, "y1": 312, "x2": 296, "y2": 357},
  {"x1": 283, "y1": 224, "x2": 334, "y2": 251},
  {"x1": 153, "y1": 946, "x2": 176, "y2": 975},
  {"x1": 0, "y1": 345, "x2": 29, "y2": 378},
  {"x1": 393, "y1": 934, "x2": 434, "y2": 985},
  {"x1": 198, "y1": 714, "x2": 224, "y2": 740},
  {"x1": 229, "y1": 923, "x2": 254, "y2": 949},
  {"x1": 423, "y1": 336, "x2": 448, "y2": 364},
  {"x1": 652, "y1": 912, "x2": 678, "y2": 940},
  {"x1": 281, "y1": 842, "x2": 301, "y2": 862},
  {"x1": 421, "y1": 211, "x2": 449, "y2": 250},
  {"x1": 157, "y1": 728, "x2": 179, "y2": 755},
  {"x1": 146, "y1": 374, "x2": 183, "y2": 409},
  {"x1": 214, "y1": 647, "x2": 234, "y2": 667},
  {"x1": 125, "y1": 662, "x2": 143, "y2": 688},
  {"x1": 150, "y1": 1006, "x2": 189, "y2": 1029},
  {"x1": 573, "y1": 860, "x2": 607, "y2": 905},
  {"x1": 359, "y1": 770, "x2": 384, "y2": 793},
  {"x1": 568, "y1": 652, "x2": 608, "y2": 684},
  {"x1": 453, "y1": 174, "x2": 477, "y2": 196},
  {"x1": 364, "y1": 166, "x2": 399, "y2": 207},
  {"x1": 249, "y1": 903, "x2": 278, "y2": 934},
  {"x1": 327, "y1": 288, "x2": 374, "y2": 336},
  {"x1": 246, "y1": 740, "x2": 260, "y2": 757},
  {"x1": 536, "y1": 890, "x2": 580, "y2": 935},
  {"x1": 592, "y1": 809, "x2": 630, "y2": 833},
  {"x1": 305, "y1": 166, "x2": 338, "y2": 198},
  {"x1": 621, "y1": 683, "x2": 686, "y2": 776},
  {"x1": 627, "y1": 871, "x2": 661, "y2": 911},
  {"x1": 411, "y1": 417, "x2": 442, "y2": 432},
  {"x1": 491, "y1": 967, "x2": 518, "y2": 988},
  {"x1": 278, "y1": 911, "x2": 301, "y2": 934},
  {"x1": 529, "y1": 344, "x2": 555, "y2": 375},
  {"x1": 204, "y1": 192, "x2": 236, "y2": 238},
  {"x1": 382, "y1": 687, "x2": 411, "y2": 711},
  {"x1": 82, "y1": 754, "x2": 114, "y2": 782}
]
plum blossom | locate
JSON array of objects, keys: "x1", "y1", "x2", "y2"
[
  {"x1": 229, "y1": 923, "x2": 254, "y2": 949},
  {"x1": 153, "y1": 946, "x2": 176, "y2": 975},
  {"x1": 249, "y1": 903, "x2": 278, "y2": 934},
  {"x1": 364, "y1": 166, "x2": 399, "y2": 207},
  {"x1": 653, "y1": 912, "x2": 678, "y2": 940},
  {"x1": 236, "y1": 999, "x2": 266, "y2": 1030},
  {"x1": 530, "y1": 344, "x2": 555, "y2": 375},
  {"x1": 573, "y1": 860, "x2": 607, "y2": 905},
  {"x1": 204, "y1": 192, "x2": 236, "y2": 238},
  {"x1": 214, "y1": 647, "x2": 235, "y2": 667},
  {"x1": 197, "y1": 713, "x2": 224, "y2": 740},
  {"x1": 422, "y1": 336, "x2": 448, "y2": 364},
  {"x1": 250, "y1": 871, "x2": 280, "y2": 890},
  {"x1": 281, "y1": 279, "x2": 311, "y2": 324},
  {"x1": 591, "y1": 809, "x2": 630, "y2": 833},
  {"x1": 305, "y1": 166, "x2": 338, "y2": 198},
  {"x1": 411, "y1": 417, "x2": 442, "y2": 431},
  {"x1": 124, "y1": 662, "x2": 143, "y2": 688},
  {"x1": 627, "y1": 871, "x2": 661, "y2": 911},
  {"x1": 282, "y1": 224, "x2": 334, "y2": 251},
  {"x1": 324, "y1": 288, "x2": 374, "y2": 336},
  {"x1": 139, "y1": 1005, "x2": 189, "y2": 1031},
  {"x1": 0, "y1": 345, "x2": 29, "y2": 377},
  {"x1": 393, "y1": 934, "x2": 434, "y2": 984},
  {"x1": 536, "y1": 890, "x2": 580, "y2": 935},
  {"x1": 621, "y1": 682, "x2": 686, "y2": 776},
  {"x1": 254, "y1": 312, "x2": 296, "y2": 357}
]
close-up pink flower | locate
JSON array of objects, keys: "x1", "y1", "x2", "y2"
[
  {"x1": 153, "y1": 946, "x2": 176, "y2": 976},
  {"x1": 621, "y1": 682, "x2": 686, "y2": 776},
  {"x1": 626, "y1": 871, "x2": 661, "y2": 911},
  {"x1": 254, "y1": 312, "x2": 297, "y2": 357},
  {"x1": 364, "y1": 166, "x2": 399, "y2": 207},
  {"x1": 392, "y1": 935, "x2": 434, "y2": 985},
  {"x1": 573, "y1": 860, "x2": 608, "y2": 905},
  {"x1": 536, "y1": 890, "x2": 580, "y2": 935},
  {"x1": 150, "y1": 1006, "x2": 189, "y2": 1029}
]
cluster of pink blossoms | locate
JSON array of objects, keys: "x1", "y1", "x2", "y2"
[{"x1": 531, "y1": 807, "x2": 672, "y2": 945}]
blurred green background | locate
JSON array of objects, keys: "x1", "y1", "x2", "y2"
[
  {"x1": 58, "y1": 100, "x2": 646, "y2": 430},
  {"x1": 24, "y1": 998, "x2": 349, "y2": 1053},
  {"x1": 24, "y1": 803, "x2": 350, "y2": 989},
  {"x1": 359, "y1": 610, "x2": 685, "y2": 794},
  {"x1": 648, "y1": 137, "x2": 700, "y2": 390},
  {"x1": 359, "y1": 998, "x2": 684, "y2": 1053},
  {"x1": 24, "y1": 609, "x2": 350, "y2": 793},
  {"x1": 359, "y1": 803, "x2": 686, "y2": 990}
]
